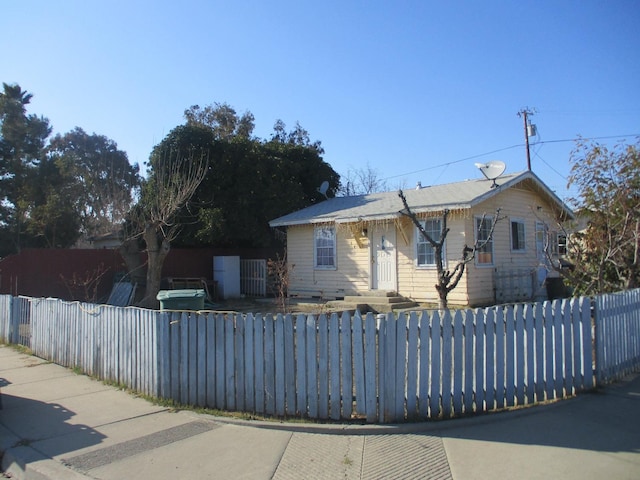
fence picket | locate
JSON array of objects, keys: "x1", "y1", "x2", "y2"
[
  {"x1": 296, "y1": 314, "x2": 307, "y2": 416},
  {"x1": 306, "y1": 314, "x2": 318, "y2": 418},
  {"x1": 206, "y1": 313, "x2": 217, "y2": 407},
  {"x1": 406, "y1": 312, "x2": 419, "y2": 418},
  {"x1": 317, "y1": 313, "x2": 329, "y2": 419},
  {"x1": 187, "y1": 313, "x2": 197, "y2": 405},
  {"x1": 263, "y1": 314, "x2": 275, "y2": 414},
  {"x1": 524, "y1": 304, "x2": 535, "y2": 404},
  {"x1": 485, "y1": 308, "x2": 496, "y2": 410},
  {"x1": 453, "y1": 310, "x2": 464, "y2": 416},
  {"x1": 463, "y1": 310, "x2": 474, "y2": 414},
  {"x1": 254, "y1": 313, "x2": 265, "y2": 413},
  {"x1": 543, "y1": 301, "x2": 555, "y2": 400},
  {"x1": 430, "y1": 310, "x2": 442, "y2": 418},
  {"x1": 170, "y1": 313, "x2": 181, "y2": 402},
  {"x1": 215, "y1": 313, "x2": 226, "y2": 409},
  {"x1": 352, "y1": 311, "x2": 366, "y2": 418},
  {"x1": 341, "y1": 311, "x2": 353, "y2": 419},
  {"x1": 418, "y1": 311, "x2": 430, "y2": 417},
  {"x1": 395, "y1": 313, "x2": 408, "y2": 420},
  {"x1": 505, "y1": 305, "x2": 515, "y2": 407},
  {"x1": 515, "y1": 304, "x2": 526, "y2": 405},
  {"x1": 364, "y1": 312, "x2": 377, "y2": 422},
  {"x1": 284, "y1": 314, "x2": 296, "y2": 416},
  {"x1": 562, "y1": 299, "x2": 574, "y2": 396},
  {"x1": 441, "y1": 310, "x2": 453, "y2": 418},
  {"x1": 274, "y1": 314, "x2": 285, "y2": 416},
  {"x1": 243, "y1": 313, "x2": 254, "y2": 411},
  {"x1": 474, "y1": 309, "x2": 485, "y2": 413},
  {"x1": 553, "y1": 300, "x2": 564, "y2": 399},
  {"x1": 495, "y1": 306, "x2": 505, "y2": 409},
  {"x1": 329, "y1": 313, "x2": 340, "y2": 420},
  {"x1": 235, "y1": 314, "x2": 246, "y2": 411},
  {"x1": 383, "y1": 312, "x2": 397, "y2": 422}
]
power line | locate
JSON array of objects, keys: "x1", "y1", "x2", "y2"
[
  {"x1": 383, "y1": 133, "x2": 640, "y2": 182},
  {"x1": 384, "y1": 144, "x2": 522, "y2": 180}
]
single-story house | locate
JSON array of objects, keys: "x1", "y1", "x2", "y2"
[{"x1": 269, "y1": 170, "x2": 574, "y2": 307}]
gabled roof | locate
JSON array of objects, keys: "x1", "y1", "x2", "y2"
[{"x1": 269, "y1": 171, "x2": 574, "y2": 227}]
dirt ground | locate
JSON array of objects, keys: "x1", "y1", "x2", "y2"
[{"x1": 210, "y1": 297, "x2": 440, "y2": 316}]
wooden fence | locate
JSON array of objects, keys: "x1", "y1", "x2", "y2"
[{"x1": 1, "y1": 290, "x2": 639, "y2": 423}]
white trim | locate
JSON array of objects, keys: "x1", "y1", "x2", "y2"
[
  {"x1": 415, "y1": 218, "x2": 446, "y2": 268},
  {"x1": 475, "y1": 214, "x2": 495, "y2": 267},
  {"x1": 313, "y1": 226, "x2": 337, "y2": 270}
]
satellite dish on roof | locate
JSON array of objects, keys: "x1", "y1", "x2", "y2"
[
  {"x1": 317, "y1": 180, "x2": 330, "y2": 199},
  {"x1": 474, "y1": 160, "x2": 506, "y2": 188}
]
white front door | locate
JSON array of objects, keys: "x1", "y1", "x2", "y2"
[{"x1": 372, "y1": 226, "x2": 397, "y2": 291}]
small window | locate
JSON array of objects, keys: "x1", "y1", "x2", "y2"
[
  {"x1": 558, "y1": 233, "x2": 567, "y2": 255},
  {"x1": 314, "y1": 226, "x2": 336, "y2": 269},
  {"x1": 475, "y1": 215, "x2": 494, "y2": 265},
  {"x1": 510, "y1": 220, "x2": 526, "y2": 252},
  {"x1": 416, "y1": 219, "x2": 444, "y2": 266}
]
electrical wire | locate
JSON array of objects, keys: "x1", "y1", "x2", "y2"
[{"x1": 383, "y1": 133, "x2": 640, "y2": 182}]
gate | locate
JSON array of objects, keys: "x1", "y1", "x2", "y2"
[{"x1": 240, "y1": 259, "x2": 267, "y2": 297}]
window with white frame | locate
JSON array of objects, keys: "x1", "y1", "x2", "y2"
[
  {"x1": 475, "y1": 215, "x2": 494, "y2": 265},
  {"x1": 314, "y1": 226, "x2": 336, "y2": 269},
  {"x1": 558, "y1": 233, "x2": 567, "y2": 255},
  {"x1": 416, "y1": 218, "x2": 444, "y2": 266},
  {"x1": 510, "y1": 219, "x2": 526, "y2": 252}
]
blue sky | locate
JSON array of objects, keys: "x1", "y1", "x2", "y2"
[{"x1": 2, "y1": 1, "x2": 639, "y2": 203}]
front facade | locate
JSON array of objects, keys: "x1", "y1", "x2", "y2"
[{"x1": 270, "y1": 171, "x2": 573, "y2": 307}]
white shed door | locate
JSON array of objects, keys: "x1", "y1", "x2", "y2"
[{"x1": 372, "y1": 226, "x2": 397, "y2": 291}]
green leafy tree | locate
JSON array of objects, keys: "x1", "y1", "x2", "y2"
[
  {"x1": 562, "y1": 138, "x2": 640, "y2": 294},
  {"x1": 175, "y1": 118, "x2": 339, "y2": 248},
  {"x1": 0, "y1": 83, "x2": 51, "y2": 254},
  {"x1": 184, "y1": 102, "x2": 255, "y2": 140},
  {"x1": 20, "y1": 153, "x2": 82, "y2": 248},
  {"x1": 46, "y1": 127, "x2": 140, "y2": 240}
]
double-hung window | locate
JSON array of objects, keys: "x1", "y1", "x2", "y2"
[
  {"x1": 314, "y1": 226, "x2": 336, "y2": 269},
  {"x1": 475, "y1": 215, "x2": 494, "y2": 265},
  {"x1": 510, "y1": 219, "x2": 526, "y2": 252},
  {"x1": 416, "y1": 218, "x2": 443, "y2": 267}
]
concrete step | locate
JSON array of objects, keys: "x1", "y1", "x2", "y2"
[
  {"x1": 326, "y1": 294, "x2": 418, "y2": 314},
  {"x1": 357, "y1": 290, "x2": 398, "y2": 297},
  {"x1": 343, "y1": 295, "x2": 410, "y2": 304}
]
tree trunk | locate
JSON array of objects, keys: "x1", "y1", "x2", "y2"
[
  {"x1": 119, "y1": 238, "x2": 146, "y2": 286},
  {"x1": 139, "y1": 225, "x2": 170, "y2": 309},
  {"x1": 436, "y1": 285, "x2": 448, "y2": 310}
]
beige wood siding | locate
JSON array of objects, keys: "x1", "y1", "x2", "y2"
[
  {"x1": 396, "y1": 215, "x2": 469, "y2": 306},
  {"x1": 466, "y1": 185, "x2": 564, "y2": 306},
  {"x1": 286, "y1": 224, "x2": 370, "y2": 298}
]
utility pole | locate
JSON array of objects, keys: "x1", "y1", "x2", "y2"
[{"x1": 517, "y1": 108, "x2": 536, "y2": 171}]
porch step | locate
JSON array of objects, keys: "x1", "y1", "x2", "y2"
[{"x1": 325, "y1": 291, "x2": 418, "y2": 314}]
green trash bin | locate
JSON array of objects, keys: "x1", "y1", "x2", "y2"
[{"x1": 157, "y1": 289, "x2": 205, "y2": 311}]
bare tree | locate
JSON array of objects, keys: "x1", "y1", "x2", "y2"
[
  {"x1": 128, "y1": 149, "x2": 208, "y2": 308},
  {"x1": 398, "y1": 190, "x2": 502, "y2": 309},
  {"x1": 339, "y1": 163, "x2": 388, "y2": 196},
  {"x1": 267, "y1": 252, "x2": 294, "y2": 313}
]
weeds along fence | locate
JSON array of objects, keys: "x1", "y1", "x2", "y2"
[{"x1": 1, "y1": 290, "x2": 640, "y2": 423}]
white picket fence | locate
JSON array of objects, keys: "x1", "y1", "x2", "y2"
[
  {"x1": 595, "y1": 289, "x2": 640, "y2": 383},
  {"x1": 1, "y1": 290, "x2": 639, "y2": 423}
]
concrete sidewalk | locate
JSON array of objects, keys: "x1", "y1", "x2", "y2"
[{"x1": 1, "y1": 344, "x2": 639, "y2": 480}]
